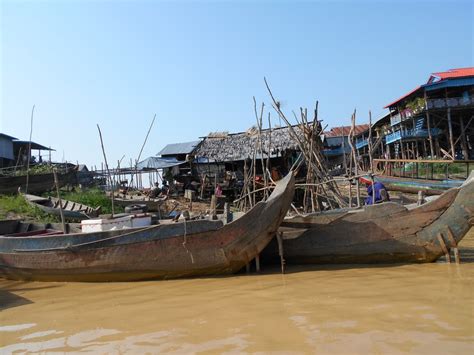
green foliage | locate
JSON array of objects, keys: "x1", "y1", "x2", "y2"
[
  {"x1": 405, "y1": 97, "x2": 426, "y2": 114},
  {"x1": 0, "y1": 195, "x2": 59, "y2": 222}
]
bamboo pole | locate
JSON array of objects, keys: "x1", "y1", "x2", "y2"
[
  {"x1": 368, "y1": 110, "x2": 374, "y2": 173},
  {"x1": 97, "y1": 124, "x2": 115, "y2": 217},
  {"x1": 25, "y1": 105, "x2": 35, "y2": 194}
]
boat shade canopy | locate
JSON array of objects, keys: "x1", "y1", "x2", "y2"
[{"x1": 136, "y1": 157, "x2": 185, "y2": 170}]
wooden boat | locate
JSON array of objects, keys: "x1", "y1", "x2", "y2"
[
  {"x1": 0, "y1": 173, "x2": 294, "y2": 282},
  {"x1": 112, "y1": 196, "x2": 166, "y2": 212},
  {"x1": 262, "y1": 172, "x2": 473, "y2": 264},
  {"x1": 23, "y1": 194, "x2": 101, "y2": 221},
  {"x1": 374, "y1": 175, "x2": 464, "y2": 195},
  {"x1": 0, "y1": 169, "x2": 76, "y2": 195}
]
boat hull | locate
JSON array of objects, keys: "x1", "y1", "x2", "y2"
[
  {"x1": 0, "y1": 170, "x2": 76, "y2": 195},
  {"x1": 262, "y1": 173, "x2": 473, "y2": 264},
  {"x1": 0, "y1": 174, "x2": 295, "y2": 281},
  {"x1": 375, "y1": 175, "x2": 464, "y2": 195}
]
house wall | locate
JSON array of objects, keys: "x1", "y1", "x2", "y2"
[{"x1": 0, "y1": 136, "x2": 14, "y2": 160}]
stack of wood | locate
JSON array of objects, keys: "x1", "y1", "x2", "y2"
[{"x1": 265, "y1": 79, "x2": 348, "y2": 212}]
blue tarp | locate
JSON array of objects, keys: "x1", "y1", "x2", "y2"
[{"x1": 137, "y1": 157, "x2": 185, "y2": 170}]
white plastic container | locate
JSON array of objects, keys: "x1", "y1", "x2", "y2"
[{"x1": 81, "y1": 214, "x2": 152, "y2": 233}]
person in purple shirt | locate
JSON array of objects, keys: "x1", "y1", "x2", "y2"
[{"x1": 360, "y1": 177, "x2": 390, "y2": 205}]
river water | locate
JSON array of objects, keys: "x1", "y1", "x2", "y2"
[{"x1": 1, "y1": 229, "x2": 473, "y2": 354}]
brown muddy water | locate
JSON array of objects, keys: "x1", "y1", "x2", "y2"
[{"x1": 1, "y1": 229, "x2": 473, "y2": 354}]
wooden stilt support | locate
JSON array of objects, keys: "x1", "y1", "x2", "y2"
[
  {"x1": 246, "y1": 263, "x2": 250, "y2": 274},
  {"x1": 437, "y1": 233, "x2": 451, "y2": 263},
  {"x1": 447, "y1": 107, "x2": 456, "y2": 159},
  {"x1": 276, "y1": 232, "x2": 285, "y2": 274},
  {"x1": 255, "y1": 255, "x2": 261, "y2": 272},
  {"x1": 445, "y1": 227, "x2": 460, "y2": 264}
]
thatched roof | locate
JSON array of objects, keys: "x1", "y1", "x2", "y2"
[{"x1": 196, "y1": 125, "x2": 304, "y2": 162}]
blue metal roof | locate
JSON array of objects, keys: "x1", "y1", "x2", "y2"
[
  {"x1": 0, "y1": 133, "x2": 18, "y2": 140},
  {"x1": 423, "y1": 77, "x2": 474, "y2": 91},
  {"x1": 158, "y1": 140, "x2": 201, "y2": 156}
]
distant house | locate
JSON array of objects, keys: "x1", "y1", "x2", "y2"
[
  {"x1": 0, "y1": 133, "x2": 54, "y2": 168},
  {"x1": 321, "y1": 125, "x2": 369, "y2": 168},
  {"x1": 0, "y1": 133, "x2": 17, "y2": 168},
  {"x1": 382, "y1": 67, "x2": 474, "y2": 160}
]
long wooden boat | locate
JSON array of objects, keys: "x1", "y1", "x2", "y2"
[
  {"x1": 374, "y1": 175, "x2": 464, "y2": 195},
  {"x1": 262, "y1": 172, "x2": 473, "y2": 264},
  {"x1": 0, "y1": 170, "x2": 76, "y2": 195},
  {"x1": 23, "y1": 194, "x2": 101, "y2": 221},
  {"x1": 0, "y1": 173, "x2": 294, "y2": 282}
]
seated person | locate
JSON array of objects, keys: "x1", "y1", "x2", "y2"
[
  {"x1": 149, "y1": 182, "x2": 161, "y2": 198},
  {"x1": 160, "y1": 181, "x2": 170, "y2": 196},
  {"x1": 360, "y1": 177, "x2": 390, "y2": 205}
]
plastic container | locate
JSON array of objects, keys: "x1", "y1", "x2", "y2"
[{"x1": 81, "y1": 214, "x2": 152, "y2": 233}]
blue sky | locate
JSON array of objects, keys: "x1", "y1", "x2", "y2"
[{"x1": 1, "y1": 0, "x2": 472, "y2": 168}]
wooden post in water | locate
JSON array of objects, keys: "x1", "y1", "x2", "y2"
[
  {"x1": 255, "y1": 255, "x2": 260, "y2": 273},
  {"x1": 276, "y1": 232, "x2": 285, "y2": 274}
]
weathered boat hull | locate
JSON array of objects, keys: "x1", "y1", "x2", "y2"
[
  {"x1": 262, "y1": 173, "x2": 473, "y2": 264},
  {"x1": 23, "y1": 194, "x2": 100, "y2": 221},
  {"x1": 375, "y1": 175, "x2": 464, "y2": 195},
  {"x1": 0, "y1": 173, "x2": 295, "y2": 281},
  {"x1": 0, "y1": 170, "x2": 76, "y2": 195}
]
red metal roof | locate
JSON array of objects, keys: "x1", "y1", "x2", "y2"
[
  {"x1": 384, "y1": 67, "x2": 474, "y2": 109},
  {"x1": 383, "y1": 85, "x2": 423, "y2": 109},
  {"x1": 429, "y1": 67, "x2": 474, "y2": 82},
  {"x1": 324, "y1": 124, "x2": 369, "y2": 137}
]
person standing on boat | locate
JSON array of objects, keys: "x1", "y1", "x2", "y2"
[{"x1": 360, "y1": 177, "x2": 390, "y2": 205}]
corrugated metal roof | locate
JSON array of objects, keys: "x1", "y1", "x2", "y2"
[
  {"x1": 323, "y1": 124, "x2": 369, "y2": 137},
  {"x1": 13, "y1": 140, "x2": 54, "y2": 151},
  {"x1": 158, "y1": 140, "x2": 201, "y2": 156},
  {"x1": 429, "y1": 67, "x2": 474, "y2": 82}
]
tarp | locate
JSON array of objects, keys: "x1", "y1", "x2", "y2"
[{"x1": 137, "y1": 156, "x2": 185, "y2": 170}]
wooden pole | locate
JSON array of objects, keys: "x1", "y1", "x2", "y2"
[
  {"x1": 368, "y1": 110, "x2": 374, "y2": 173},
  {"x1": 459, "y1": 117, "x2": 469, "y2": 161},
  {"x1": 97, "y1": 124, "x2": 115, "y2": 217},
  {"x1": 25, "y1": 105, "x2": 35, "y2": 194},
  {"x1": 276, "y1": 232, "x2": 285, "y2": 274},
  {"x1": 348, "y1": 110, "x2": 360, "y2": 207},
  {"x1": 129, "y1": 114, "x2": 157, "y2": 188},
  {"x1": 53, "y1": 168, "x2": 66, "y2": 234},
  {"x1": 447, "y1": 107, "x2": 455, "y2": 159}
]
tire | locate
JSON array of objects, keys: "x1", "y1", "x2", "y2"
[{"x1": 125, "y1": 204, "x2": 148, "y2": 213}]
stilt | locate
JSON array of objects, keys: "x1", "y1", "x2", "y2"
[
  {"x1": 276, "y1": 232, "x2": 285, "y2": 274},
  {"x1": 459, "y1": 117, "x2": 469, "y2": 161},
  {"x1": 445, "y1": 227, "x2": 460, "y2": 264},
  {"x1": 425, "y1": 91, "x2": 435, "y2": 157},
  {"x1": 255, "y1": 255, "x2": 260, "y2": 272},
  {"x1": 437, "y1": 233, "x2": 451, "y2": 263},
  {"x1": 447, "y1": 108, "x2": 455, "y2": 159}
]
